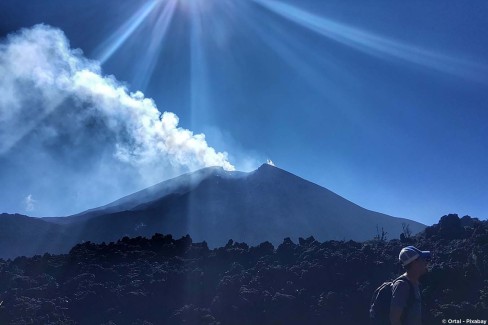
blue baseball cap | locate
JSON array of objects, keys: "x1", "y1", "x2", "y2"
[{"x1": 399, "y1": 246, "x2": 431, "y2": 266}]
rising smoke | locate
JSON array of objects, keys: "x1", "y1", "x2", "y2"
[{"x1": 0, "y1": 25, "x2": 235, "y2": 216}]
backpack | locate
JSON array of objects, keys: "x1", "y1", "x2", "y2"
[{"x1": 369, "y1": 275, "x2": 414, "y2": 325}]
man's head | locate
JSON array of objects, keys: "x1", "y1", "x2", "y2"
[{"x1": 399, "y1": 246, "x2": 431, "y2": 275}]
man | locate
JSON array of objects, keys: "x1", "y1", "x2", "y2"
[{"x1": 390, "y1": 246, "x2": 431, "y2": 325}]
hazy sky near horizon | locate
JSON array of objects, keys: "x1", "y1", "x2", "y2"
[{"x1": 0, "y1": 0, "x2": 487, "y2": 225}]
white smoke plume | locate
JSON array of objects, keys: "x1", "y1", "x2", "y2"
[
  {"x1": 0, "y1": 25, "x2": 235, "y2": 216},
  {"x1": 0, "y1": 24, "x2": 234, "y2": 171},
  {"x1": 24, "y1": 195, "x2": 36, "y2": 212}
]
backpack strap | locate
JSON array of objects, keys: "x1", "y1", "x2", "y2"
[
  {"x1": 394, "y1": 275, "x2": 416, "y2": 320},
  {"x1": 395, "y1": 275, "x2": 415, "y2": 307}
]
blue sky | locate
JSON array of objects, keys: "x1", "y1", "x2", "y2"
[{"x1": 0, "y1": 0, "x2": 487, "y2": 225}]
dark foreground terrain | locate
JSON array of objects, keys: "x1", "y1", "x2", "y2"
[{"x1": 0, "y1": 214, "x2": 487, "y2": 324}]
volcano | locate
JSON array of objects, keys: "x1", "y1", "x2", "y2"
[{"x1": 0, "y1": 164, "x2": 425, "y2": 258}]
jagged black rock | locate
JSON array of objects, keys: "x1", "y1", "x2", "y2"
[{"x1": 0, "y1": 214, "x2": 487, "y2": 324}]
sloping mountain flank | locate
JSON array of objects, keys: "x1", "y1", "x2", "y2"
[{"x1": 1, "y1": 164, "x2": 426, "y2": 258}]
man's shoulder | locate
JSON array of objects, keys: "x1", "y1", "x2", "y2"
[{"x1": 391, "y1": 276, "x2": 412, "y2": 292}]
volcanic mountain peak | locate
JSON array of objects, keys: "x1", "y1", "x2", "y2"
[
  {"x1": 20, "y1": 163, "x2": 428, "y2": 256},
  {"x1": 78, "y1": 164, "x2": 282, "y2": 214}
]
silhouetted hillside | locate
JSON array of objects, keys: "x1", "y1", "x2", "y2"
[
  {"x1": 0, "y1": 213, "x2": 70, "y2": 258},
  {"x1": 0, "y1": 214, "x2": 486, "y2": 324}
]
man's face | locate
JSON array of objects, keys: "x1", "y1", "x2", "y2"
[{"x1": 413, "y1": 256, "x2": 429, "y2": 275}]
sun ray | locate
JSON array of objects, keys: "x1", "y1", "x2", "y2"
[
  {"x1": 133, "y1": 0, "x2": 178, "y2": 90},
  {"x1": 253, "y1": 0, "x2": 488, "y2": 83},
  {"x1": 93, "y1": 0, "x2": 159, "y2": 64},
  {"x1": 0, "y1": 96, "x2": 68, "y2": 155},
  {"x1": 189, "y1": 0, "x2": 210, "y2": 129},
  {"x1": 232, "y1": 1, "x2": 341, "y2": 96}
]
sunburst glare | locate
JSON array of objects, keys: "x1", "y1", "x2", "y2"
[{"x1": 1, "y1": 0, "x2": 488, "y2": 268}]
